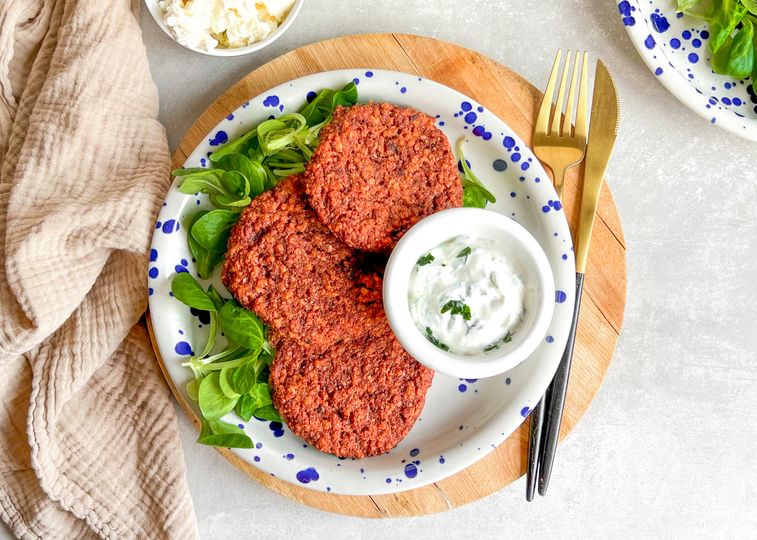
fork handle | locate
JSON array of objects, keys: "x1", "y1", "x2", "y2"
[
  {"x1": 554, "y1": 166, "x2": 569, "y2": 200},
  {"x1": 537, "y1": 272, "x2": 584, "y2": 496}
]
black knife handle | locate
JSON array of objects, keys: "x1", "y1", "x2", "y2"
[
  {"x1": 538, "y1": 272, "x2": 584, "y2": 496},
  {"x1": 525, "y1": 395, "x2": 545, "y2": 501}
]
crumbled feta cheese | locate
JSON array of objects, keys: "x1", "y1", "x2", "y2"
[{"x1": 158, "y1": 0, "x2": 295, "y2": 51}]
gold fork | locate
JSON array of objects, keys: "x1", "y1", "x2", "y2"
[
  {"x1": 526, "y1": 49, "x2": 589, "y2": 502},
  {"x1": 533, "y1": 50, "x2": 589, "y2": 198}
]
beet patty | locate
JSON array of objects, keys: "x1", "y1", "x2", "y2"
[
  {"x1": 221, "y1": 176, "x2": 382, "y2": 350},
  {"x1": 270, "y1": 318, "x2": 434, "y2": 458},
  {"x1": 304, "y1": 103, "x2": 463, "y2": 253}
]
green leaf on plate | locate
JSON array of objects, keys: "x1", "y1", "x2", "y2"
[
  {"x1": 170, "y1": 273, "x2": 216, "y2": 311},
  {"x1": 186, "y1": 211, "x2": 225, "y2": 279},
  {"x1": 457, "y1": 139, "x2": 496, "y2": 207},
  {"x1": 727, "y1": 17, "x2": 755, "y2": 77},
  {"x1": 218, "y1": 301, "x2": 265, "y2": 351},
  {"x1": 253, "y1": 404, "x2": 282, "y2": 422},
  {"x1": 190, "y1": 209, "x2": 238, "y2": 253},
  {"x1": 186, "y1": 378, "x2": 199, "y2": 401},
  {"x1": 229, "y1": 361, "x2": 257, "y2": 395},
  {"x1": 198, "y1": 372, "x2": 238, "y2": 420},
  {"x1": 709, "y1": 0, "x2": 747, "y2": 53},
  {"x1": 463, "y1": 185, "x2": 488, "y2": 208},
  {"x1": 249, "y1": 382, "x2": 273, "y2": 409},
  {"x1": 176, "y1": 169, "x2": 226, "y2": 197},
  {"x1": 209, "y1": 129, "x2": 259, "y2": 163},
  {"x1": 742, "y1": 0, "x2": 757, "y2": 15},
  {"x1": 206, "y1": 285, "x2": 225, "y2": 312},
  {"x1": 198, "y1": 418, "x2": 253, "y2": 448},
  {"x1": 219, "y1": 368, "x2": 241, "y2": 399},
  {"x1": 235, "y1": 393, "x2": 256, "y2": 422}
]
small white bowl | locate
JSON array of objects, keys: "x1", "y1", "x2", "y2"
[
  {"x1": 383, "y1": 208, "x2": 555, "y2": 379},
  {"x1": 144, "y1": 0, "x2": 304, "y2": 57}
]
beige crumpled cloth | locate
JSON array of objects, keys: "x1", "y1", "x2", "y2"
[{"x1": 0, "y1": 0, "x2": 198, "y2": 538}]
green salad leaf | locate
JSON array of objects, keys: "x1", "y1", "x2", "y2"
[
  {"x1": 195, "y1": 310, "x2": 218, "y2": 360},
  {"x1": 249, "y1": 382, "x2": 273, "y2": 408},
  {"x1": 219, "y1": 301, "x2": 265, "y2": 351},
  {"x1": 198, "y1": 418, "x2": 253, "y2": 449},
  {"x1": 463, "y1": 187, "x2": 488, "y2": 208},
  {"x1": 190, "y1": 209, "x2": 238, "y2": 253},
  {"x1": 299, "y1": 82, "x2": 359, "y2": 126},
  {"x1": 198, "y1": 372, "x2": 238, "y2": 420},
  {"x1": 726, "y1": 17, "x2": 755, "y2": 77},
  {"x1": 676, "y1": 0, "x2": 757, "y2": 78},
  {"x1": 170, "y1": 273, "x2": 217, "y2": 311},
  {"x1": 187, "y1": 379, "x2": 199, "y2": 401},
  {"x1": 253, "y1": 404, "x2": 282, "y2": 422},
  {"x1": 176, "y1": 169, "x2": 226, "y2": 197},
  {"x1": 710, "y1": 0, "x2": 747, "y2": 53},
  {"x1": 229, "y1": 361, "x2": 257, "y2": 395},
  {"x1": 742, "y1": 0, "x2": 757, "y2": 14},
  {"x1": 677, "y1": 0, "x2": 703, "y2": 11},
  {"x1": 170, "y1": 274, "x2": 218, "y2": 359},
  {"x1": 186, "y1": 347, "x2": 249, "y2": 372},
  {"x1": 206, "y1": 285, "x2": 225, "y2": 311},
  {"x1": 207, "y1": 129, "x2": 258, "y2": 163},
  {"x1": 235, "y1": 393, "x2": 258, "y2": 422},
  {"x1": 184, "y1": 211, "x2": 224, "y2": 279},
  {"x1": 216, "y1": 154, "x2": 257, "y2": 187},
  {"x1": 169, "y1": 272, "x2": 273, "y2": 449},
  {"x1": 219, "y1": 368, "x2": 241, "y2": 399},
  {"x1": 458, "y1": 139, "x2": 496, "y2": 209},
  {"x1": 235, "y1": 382, "x2": 275, "y2": 421}
]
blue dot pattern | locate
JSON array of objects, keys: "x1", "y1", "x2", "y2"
[
  {"x1": 296, "y1": 467, "x2": 319, "y2": 484},
  {"x1": 209, "y1": 130, "x2": 227, "y2": 146}
]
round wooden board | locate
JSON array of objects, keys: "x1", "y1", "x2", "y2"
[{"x1": 150, "y1": 33, "x2": 627, "y2": 518}]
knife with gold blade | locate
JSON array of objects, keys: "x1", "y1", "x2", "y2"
[{"x1": 537, "y1": 59, "x2": 620, "y2": 496}]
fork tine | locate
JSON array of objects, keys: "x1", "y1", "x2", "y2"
[
  {"x1": 550, "y1": 50, "x2": 571, "y2": 136},
  {"x1": 562, "y1": 51, "x2": 581, "y2": 137},
  {"x1": 574, "y1": 51, "x2": 589, "y2": 139},
  {"x1": 536, "y1": 49, "x2": 562, "y2": 136}
]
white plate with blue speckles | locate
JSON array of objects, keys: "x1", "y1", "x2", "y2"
[
  {"x1": 618, "y1": 0, "x2": 757, "y2": 141},
  {"x1": 148, "y1": 69, "x2": 576, "y2": 495}
]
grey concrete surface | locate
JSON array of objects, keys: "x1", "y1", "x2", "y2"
[{"x1": 5, "y1": 1, "x2": 753, "y2": 539}]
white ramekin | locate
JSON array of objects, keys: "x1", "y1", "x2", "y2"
[{"x1": 383, "y1": 208, "x2": 555, "y2": 379}]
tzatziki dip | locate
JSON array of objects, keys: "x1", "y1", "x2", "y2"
[{"x1": 408, "y1": 235, "x2": 526, "y2": 355}]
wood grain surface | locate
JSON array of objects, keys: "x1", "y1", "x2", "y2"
[{"x1": 151, "y1": 32, "x2": 627, "y2": 518}]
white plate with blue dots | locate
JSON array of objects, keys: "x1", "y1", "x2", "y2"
[
  {"x1": 147, "y1": 69, "x2": 576, "y2": 495},
  {"x1": 618, "y1": 0, "x2": 757, "y2": 142}
]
